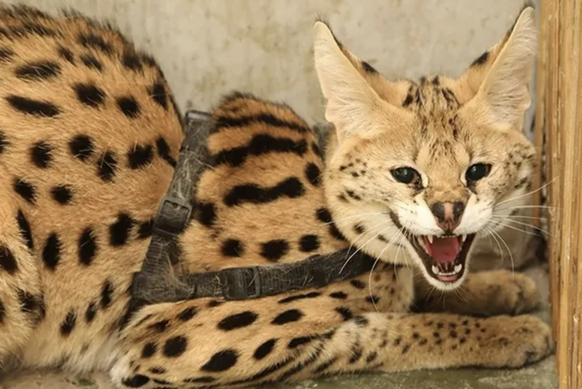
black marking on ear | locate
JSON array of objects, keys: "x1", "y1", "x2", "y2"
[
  {"x1": 6, "y1": 95, "x2": 60, "y2": 117},
  {"x1": 212, "y1": 135, "x2": 308, "y2": 167},
  {"x1": 78, "y1": 33, "x2": 113, "y2": 55},
  {"x1": 80, "y1": 53, "x2": 103, "y2": 71},
  {"x1": 224, "y1": 177, "x2": 305, "y2": 207},
  {"x1": 74, "y1": 83, "x2": 106, "y2": 107},
  {"x1": 471, "y1": 51, "x2": 490, "y2": 67},
  {"x1": 361, "y1": 60, "x2": 378, "y2": 74},
  {"x1": 15, "y1": 60, "x2": 61, "y2": 80}
]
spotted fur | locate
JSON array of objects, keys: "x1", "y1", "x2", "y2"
[{"x1": 0, "y1": 4, "x2": 551, "y2": 389}]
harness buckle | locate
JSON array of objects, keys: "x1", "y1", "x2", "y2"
[
  {"x1": 220, "y1": 267, "x2": 261, "y2": 300},
  {"x1": 154, "y1": 195, "x2": 192, "y2": 238}
]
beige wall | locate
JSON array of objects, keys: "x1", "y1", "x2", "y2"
[{"x1": 4, "y1": 0, "x2": 531, "y2": 124}]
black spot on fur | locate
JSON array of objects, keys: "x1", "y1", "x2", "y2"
[
  {"x1": 42, "y1": 233, "x2": 62, "y2": 270},
  {"x1": 221, "y1": 239, "x2": 244, "y2": 257},
  {"x1": 0, "y1": 131, "x2": 8, "y2": 154},
  {"x1": 354, "y1": 224, "x2": 365, "y2": 234},
  {"x1": 366, "y1": 352, "x2": 378, "y2": 363},
  {"x1": 74, "y1": 83, "x2": 106, "y2": 107},
  {"x1": 60, "y1": 310, "x2": 77, "y2": 336},
  {"x1": 149, "y1": 367, "x2": 166, "y2": 375},
  {"x1": 142, "y1": 343, "x2": 157, "y2": 358},
  {"x1": 366, "y1": 295, "x2": 380, "y2": 304},
  {"x1": 223, "y1": 177, "x2": 305, "y2": 206},
  {"x1": 101, "y1": 280, "x2": 114, "y2": 309},
  {"x1": 402, "y1": 94, "x2": 414, "y2": 107},
  {"x1": 122, "y1": 375, "x2": 150, "y2": 388},
  {"x1": 155, "y1": 137, "x2": 176, "y2": 167},
  {"x1": 177, "y1": 306, "x2": 198, "y2": 322},
  {"x1": 0, "y1": 299, "x2": 5, "y2": 323},
  {"x1": 260, "y1": 240, "x2": 290, "y2": 262},
  {"x1": 137, "y1": 219, "x2": 154, "y2": 239},
  {"x1": 80, "y1": 53, "x2": 103, "y2": 71},
  {"x1": 305, "y1": 163, "x2": 321, "y2": 187},
  {"x1": 13, "y1": 178, "x2": 36, "y2": 204},
  {"x1": 350, "y1": 280, "x2": 366, "y2": 290},
  {"x1": 316, "y1": 208, "x2": 333, "y2": 223},
  {"x1": 123, "y1": 52, "x2": 143, "y2": 72},
  {"x1": 148, "y1": 81, "x2": 168, "y2": 109},
  {"x1": 127, "y1": 144, "x2": 153, "y2": 169},
  {"x1": 288, "y1": 336, "x2": 315, "y2": 349},
  {"x1": 0, "y1": 246, "x2": 17, "y2": 274},
  {"x1": 218, "y1": 311, "x2": 258, "y2": 331},
  {"x1": 51, "y1": 185, "x2": 73, "y2": 205},
  {"x1": 201, "y1": 349, "x2": 239, "y2": 372},
  {"x1": 109, "y1": 213, "x2": 134, "y2": 246},
  {"x1": 30, "y1": 141, "x2": 52, "y2": 168},
  {"x1": 57, "y1": 46, "x2": 75, "y2": 64},
  {"x1": 15, "y1": 60, "x2": 61, "y2": 80},
  {"x1": 298, "y1": 234, "x2": 320, "y2": 252},
  {"x1": 271, "y1": 309, "x2": 303, "y2": 325},
  {"x1": 163, "y1": 336, "x2": 187, "y2": 357},
  {"x1": 17, "y1": 289, "x2": 37, "y2": 313},
  {"x1": 336, "y1": 307, "x2": 353, "y2": 321},
  {"x1": 278, "y1": 292, "x2": 321, "y2": 304},
  {"x1": 6, "y1": 95, "x2": 60, "y2": 117},
  {"x1": 85, "y1": 302, "x2": 97, "y2": 323},
  {"x1": 17, "y1": 210, "x2": 33, "y2": 250},
  {"x1": 472, "y1": 51, "x2": 490, "y2": 67},
  {"x1": 69, "y1": 135, "x2": 95, "y2": 161},
  {"x1": 117, "y1": 96, "x2": 141, "y2": 119},
  {"x1": 78, "y1": 227, "x2": 98, "y2": 266},
  {"x1": 194, "y1": 202, "x2": 216, "y2": 227},
  {"x1": 254, "y1": 339, "x2": 277, "y2": 360},
  {"x1": 214, "y1": 113, "x2": 309, "y2": 134},
  {"x1": 330, "y1": 291, "x2": 347, "y2": 300},
  {"x1": 354, "y1": 316, "x2": 369, "y2": 327},
  {"x1": 78, "y1": 33, "x2": 113, "y2": 55},
  {"x1": 211, "y1": 135, "x2": 308, "y2": 167},
  {"x1": 0, "y1": 47, "x2": 14, "y2": 62},
  {"x1": 98, "y1": 151, "x2": 118, "y2": 182}
]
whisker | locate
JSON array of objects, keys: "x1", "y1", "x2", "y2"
[
  {"x1": 491, "y1": 221, "x2": 544, "y2": 237},
  {"x1": 340, "y1": 223, "x2": 395, "y2": 274},
  {"x1": 490, "y1": 217, "x2": 550, "y2": 236},
  {"x1": 489, "y1": 228, "x2": 515, "y2": 274},
  {"x1": 367, "y1": 230, "x2": 402, "y2": 313},
  {"x1": 497, "y1": 177, "x2": 557, "y2": 207}
]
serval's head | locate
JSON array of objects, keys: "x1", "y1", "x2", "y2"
[{"x1": 314, "y1": 6, "x2": 538, "y2": 290}]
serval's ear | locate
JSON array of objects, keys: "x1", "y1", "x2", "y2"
[{"x1": 461, "y1": 6, "x2": 537, "y2": 130}]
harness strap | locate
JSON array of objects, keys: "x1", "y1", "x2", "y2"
[{"x1": 131, "y1": 111, "x2": 375, "y2": 305}]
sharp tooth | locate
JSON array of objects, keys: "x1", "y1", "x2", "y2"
[
  {"x1": 427, "y1": 235, "x2": 434, "y2": 244},
  {"x1": 461, "y1": 235, "x2": 467, "y2": 243},
  {"x1": 454, "y1": 264, "x2": 462, "y2": 273},
  {"x1": 431, "y1": 265, "x2": 439, "y2": 275}
]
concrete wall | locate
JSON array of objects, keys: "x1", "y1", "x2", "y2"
[{"x1": 3, "y1": 0, "x2": 532, "y2": 125}]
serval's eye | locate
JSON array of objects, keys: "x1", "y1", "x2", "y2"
[
  {"x1": 465, "y1": 163, "x2": 492, "y2": 182},
  {"x1": 391, "y1": 167, "x2": 420, "y2": 185}
]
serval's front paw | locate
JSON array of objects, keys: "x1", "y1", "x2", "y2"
[
  {"x1": 479, "y1": 270, "x2": 539, "y2": 316},
  {"x1": 477, "y1": 314, "x2": 553, "y2": 368}
]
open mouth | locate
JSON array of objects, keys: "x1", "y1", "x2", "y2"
[
  {"x1": 408, "y1": 234, "x2": 476, "y2": 283},
  {"x1": 389, "y1": 212, "x2": 476, "y2": 284}
]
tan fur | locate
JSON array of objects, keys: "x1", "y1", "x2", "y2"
[{"x1": 0, "y1": 4, "x2": 551, "y2": 389}]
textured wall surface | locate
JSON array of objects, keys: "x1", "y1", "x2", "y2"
[{"x1": 5, "y1": 0, "x2": 529, "y2": 124}]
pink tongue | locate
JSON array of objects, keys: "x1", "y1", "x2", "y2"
[{"x1": 424, "y1": 237, "x2": 460, "y2": 264}]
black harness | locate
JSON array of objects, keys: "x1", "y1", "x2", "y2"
[{"x1": 130, "y1": 111, "x2": 375, "y2": 306}]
